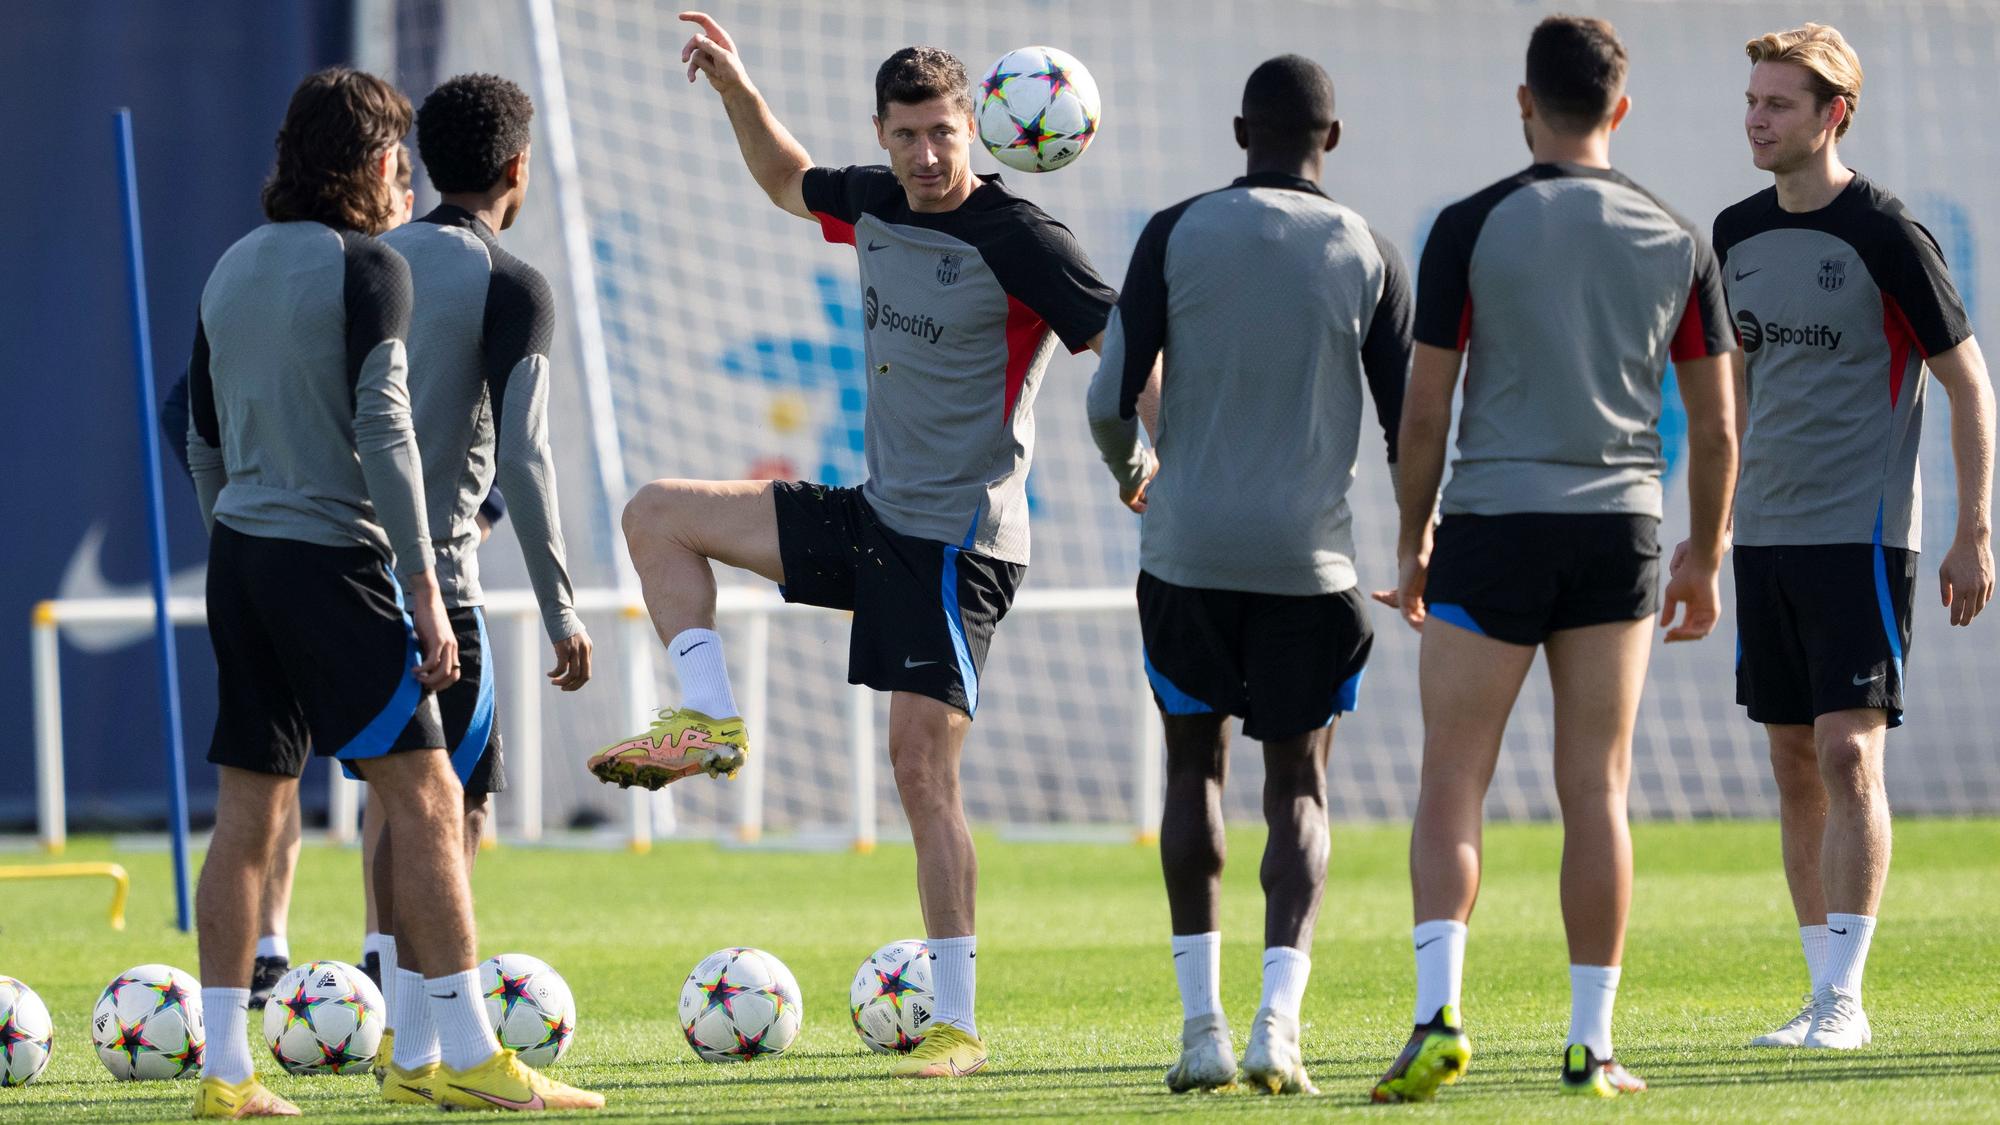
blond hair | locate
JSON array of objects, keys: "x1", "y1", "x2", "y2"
[{"x1": 1746, "y1": 23, "x2": 1862, "y2": 139}]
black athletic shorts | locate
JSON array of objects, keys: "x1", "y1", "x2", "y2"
[
  {"x1": 1136, "y1": 571, "x2": 1374, "y2": 741},
  {"x1": 772, "y1": 482, "x2": 1023, "y2": 716},
  {"x1": 340, "y1": 605, "x2": 504, "y2": 794},
  {"x1": 1424, "y1": 513, "x2": 1661, "y2": 646},
  {"x1": 205, "y1": 525, "x2": 444, "y2": 778},
  {"x1": 1735, "y1": 544, "x2": 1916, "y2": 728}
]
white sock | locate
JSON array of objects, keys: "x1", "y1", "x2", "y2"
[
  {"x1": 1171, "y1": 932, "x2": 1223, "y2": 1022},
  {"x1": 428, "y1": 969, "x2": 501, "y2": 1072},
  {"x1": 1799, "y1": 923, "x2": 1830, "y2": 992},
  {"x1": 364, "y1": 931, "x2": 389, "y2": 961},
  {"x1": 255, "y1": 934, "x2": 289, "y2": 961},
  {"x1": 1412, "y1": 918, "x2": 1467, "y2": 1025},
  {"x1": 1567, "y1": 964, "x2": 1621, "y2": 1058},
  {"x1": 1824, "y1": 913, "x2": 1877, "y2": 1000},
  {"x1": 929, "y1": 935, "x2": 978, "y2": 1038},
  {"x1": 1260, "y1": 946, "x2": 1311, "y2": 1021},
  {"x1": 669, "y1": 628, "x2": 739, "y2": 718},
  {"x1": 200, "y1": 987, "x2": 255, "y2": 1084},
  {"x1": 391, "y1": 967, "x2": 440, "y2": 1069},
  {"x1": 379, "y1": 936, "x2": 399, "y2": 994}
]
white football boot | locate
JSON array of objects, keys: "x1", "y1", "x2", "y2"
[
  {"x1": 1749, "y1": 993, "x2": 1816, "y2": 1047},
  {"x1": 1802, "y1": 986, "x2": 1872, "y2": 1049},
  {"x1": 1163, "y1": 1013, "x2": 1236, "y2": 1092},
  {"x1": 1240, "y1": 1007, "x2": 1317, "y2": 1095}
]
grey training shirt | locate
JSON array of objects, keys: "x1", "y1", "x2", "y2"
[
  {"x1": 384, "y1": 206, "x2": 581, "y2": 642},
  {"x1": 1416, "y1": 163, "x2": 1733, "y2": 519},
  {"x1": 187, "y1": 222, "x2": 431, "y2": 577},
  {"x1": 1087, "y1": 172, "x2": 1412, "y2": 596},
  {"x1": 1714, "y1": 174, "x2": 1972, "y2": 551},
  {"x1": 802, "y1": 167, "x2": 1115, "y2": 563}
]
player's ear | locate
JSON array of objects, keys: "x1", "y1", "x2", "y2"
[
  {"x1": 1232, "y1": 116, "x2": 1248, "y2": 152},
  {"x1": 373, "y1": 146, "x2": 396, "y2": 184},
  {"x1": 873, "y1": 114, "x2": 887, "y2": 150},
  {"x1": 1824, "y1": 94, "x2": 1846, "y2": 136},
  {"x1": 1324, "y1": 119, "x2": 1341, "y2": 154},
  {"x1": 1516, "y1": 84, "x2": 1534, "y2": 121},
  {"x1": 1608, "y1": 93, "x2": 1631, "y2": 132},
  {"x1": 507, "y1": 146, "x2": 530, "y2": 189}
]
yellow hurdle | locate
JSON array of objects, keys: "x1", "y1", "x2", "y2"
[{"x1": 0, "y1": 862, "x2": 131, "y2": 930}]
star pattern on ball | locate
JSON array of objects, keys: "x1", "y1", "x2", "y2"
[
  {"x1": 488, "y1": 969, "x2": 537, "y2": 1022},
  {"x1": 532, "y1": 1012, "x2": 573, "y2": 1055},
  {"x1": 1027, "y1": 53, "x2": 1075, "y2": 100},
  {"x1": 278, "y1": 982, "x2": 317, "y2": 1033},
  {"x1": 892, "y1": 1028, "x2": 924, "y2": 1053},
  {"x1": 106, "y1": 1016, "x2": 153, "y2": 1069},
  {"x1": 1002, "y1": 106, "x2": 1052, "y2": 151},
  {"x1": 730, "y1": 1025, "x2": 779, "y2": 1059},
  {"x1": 314, "y1": 1032, "x2": 368, "y2": 1074},
  {"x1": 158, "y1": 1035, "x2": 200, "y2": 1077},
  {"x1": 143, "y1": 975, "x2": 195, "y2": 1022},
  {"x1": 331, "y1": 982, "x2": 372, "y2": 1028},
  {"x1": 980, "y1": 65, "x2": 1021, "y2": 103},
  {"x1": 0, "y1": 1013, "x2": 38, "y2": 1054},
  {"x1": 695, "y1": 969, "x2": 751, "y2": 1018},
  {"x1": 872, "y1": 962, "x2": 923, "y2": 1014}
]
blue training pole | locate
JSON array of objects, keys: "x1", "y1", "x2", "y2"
[{"x1": 114, "y1": 108, "x2": 195, "y2": 933}]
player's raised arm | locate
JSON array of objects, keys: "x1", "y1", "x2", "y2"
[
  {"x1": 1928, "y1": 336, "x2": 1995, "y2": 625},
  {"x1": 680, "y1": 11, "x2": 813, "y2": 219}
]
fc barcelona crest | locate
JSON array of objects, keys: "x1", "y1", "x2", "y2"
[
  {"x1": 937, "y1": 253, "x2": 962, "y2": 286},
  {"x1": 1818, "y1": 258, "x2": 1846, "y2": 292}
]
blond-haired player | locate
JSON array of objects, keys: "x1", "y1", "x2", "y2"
[{"x1": 1713, "y1": 22, "x2": 1993, "y2": 1050}]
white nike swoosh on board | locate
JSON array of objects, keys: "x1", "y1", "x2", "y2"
[{"x1": 56, "y1": 522, "x2": 207, "y2": 653}]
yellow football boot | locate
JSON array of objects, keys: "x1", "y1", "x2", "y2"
[
  {"x1": 891, "y1": 1024, "x2": 989, "y2": 1078},
  {"x1": 191, "y1": 1075, "x2": 301, "y2": 1118},
  {"x1": 436, "y1": 1047, "x2": 605, "y2": 1111},
  {"x1": 587, "y1": 707, "x2": 746, "y2": 789}
]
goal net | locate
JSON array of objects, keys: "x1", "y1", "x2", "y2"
[{"x1": 374, "y1": 0, "x2": 2000, "y2": 836}]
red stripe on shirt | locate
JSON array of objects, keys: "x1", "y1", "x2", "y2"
[
  {"x1": 1883, "y1": 293, "x2": 1917, "y2": 410},
  {"x1": 813, "y1": 211, "x2": 856, "y2": 247},
  {"x1": 1456, "y1": 296, "x2": 1473, "y2": 350},
  {"x1": 1668, "y1": 281, "x2": 1708, "y2": 362},
  {"x1": 1002, "y1": 295, "x2": 1046, "y2": 425}
]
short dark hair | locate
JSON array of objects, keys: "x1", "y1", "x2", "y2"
[
  {"x1": 261, "y1": 67, "x2": 412, "y2": 234},
  {"x1": 1241, "y1": 55, "x2": 1335, "y2": 158},
  {"x1": 1525, "y1": 15, "x2": 1628, "y2": 133},
  {"x1": 416, "y1": 73, "x2": 535, "y2": 194},
  {"x1": 874, "y1": 47, "x2": 972, "y2": 119}
]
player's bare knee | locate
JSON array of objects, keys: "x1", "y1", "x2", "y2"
[
  {"x1": 1814, "y1": 737, "x2": 1878, "y2": 799},
  {"x1": 623, "y1": 479, "x2": 694, "y2": 552}
]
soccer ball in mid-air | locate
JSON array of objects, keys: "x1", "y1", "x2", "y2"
[
  {"x1": 0, "y1": 976, "x2": 54, "y2": 1086},
  {"x1": 976, "y1": 46, "x2": 1101, "y2": 173},
  {"x1": 92, "y1": 963, "x2": 203, "y2": 1080},
  {"x1": 262, "y1": 960, "x2": 384, "y2": 1076},
  {"x1": 849, "y1": 939, "x2": 935, "y2": 1055},
  {"x1": 481, "y1": 953, "x2": 577, "y2": 1068},
  {"x1": 678, "y1": 948, "x2": 803, "y2": 1063}
]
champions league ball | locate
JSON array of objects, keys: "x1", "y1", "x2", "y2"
[
  {"x1": 262, "y1": 960, "x2": 384, "y2": 1076},
  {"x1": 976, "y1": 46, "x2": 1102, "y2": 172},
  {"x1": 481, "y1": 953, "x2": 577, "y2": 1068},
  {"x1": 92, "y1": 964, "x2": 203, "y2": 1080},
  {"x1": 0, "y1": 976, "x2": 54, "y2": 1086},
  {"x1": 849, "y1": 939, "x2": 935, "y2": 1055},
  {"x1": 678, "y1": 948, "x2": 803, "y2": 1063}
]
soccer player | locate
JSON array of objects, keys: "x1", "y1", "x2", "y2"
[
  {"x1": 1717, "y1": 23, "x2": 1993, "y2": 1050},
  {"x1": 371, "y1": 72, "x2": 594, "y2": 1104},
  {"x1": 1368, "y1": 16, "x2": 1738, "y2": 1101},
  {"x1": 161, "y1": 142, "x2": 422, "y2": 1014},
  {"x1": 1086, "y1": 55, "x2": 1408, "y2": 1095},
  {"x1": 185, "y1": 68, "x2": 598, "y2": 1116},
  {"x1": 595, "y1": 11, "x2": 1117, "y2": 1078}
]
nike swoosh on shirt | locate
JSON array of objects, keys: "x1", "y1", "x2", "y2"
[
  {"x1": 450, "y1": 1085, "x2": 545, "y2": 1110},
  {"x1": 867, "y1": 240, "x2": 889, "y2": 252},
  {"x1": 1734, "y1": 267, "x2": 1764, "y2": 281}
]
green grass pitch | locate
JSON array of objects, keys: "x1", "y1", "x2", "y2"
[{"x1": 2, "y1": 819, "x2": 1996, "y2": 1121}]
